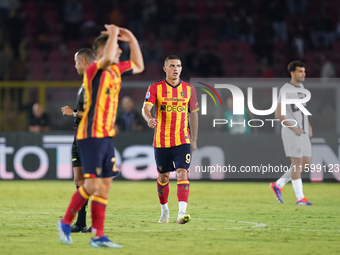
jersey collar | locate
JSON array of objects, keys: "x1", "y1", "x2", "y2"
[
  {"x1": 165, "y1": 79, "x2": 182, "y2": 88},
  {"x1": 288, "y1": 82, "x2": 301, "y2": 88}
]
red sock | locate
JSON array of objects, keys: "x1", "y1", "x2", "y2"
[
  {"x1": 157, "y1": 179, "x2": 169, "y2": 204},
  {"x1": 177, "y1": 179, "x2": 190, "y2": 202},
  {"x1": 62, "y1": 186, "x2": 89, "y2": 225},
  {"x1": 91, "y1": 195, "x2": 107, "y2": 237}
]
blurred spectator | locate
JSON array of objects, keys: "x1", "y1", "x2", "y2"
[
  {"x1": 127, "y1": 0, "x2": 144, "y2": 39},
  {"x1": 62, "y1": 0, "x2": 83, "y2": 41},
  {"x1": 291, "y1": 22, "x2": 308, "y2": 59},
  {"x1": 310, "y1": 8, "x2": 334, "y2": 48},
  {"x1": 195, "y1": 45, "x2": 223, "y2": 77},
  {"x1": 183, "y1": 41, "x2": 199, "y2": 78},
  {"x1": 318, "y1": 54, "x2": 336, "y2": 112},
  {"x1": 142, "y1": 33, "x2": 162, "y2": 63},
  {"x1": 320, "y1": 54, "x2": 336, "y2": 80},
  {"x1": 8, "y1": 57, "x2": 26, "y2": 109},
  {"x1": 28, "y1": 103, "x2": 51, "y2": 133},
  {"x1": 176, "y1": 2, "x2": 198, "y2": 41},
  {"x1": 287, "y1": 0, "x2": 308, "y2": 15},
  {"x1": 269, "y1": 0, "x2": 288, "y2": 42},
  {"x1": 0, "y1": 45, "x2": 7, "y2": 80},
  {"x1": 157, "y1": 0, "x2": 176, "y2": 39},
  {"x1": 35, "y1": 12, "x2": 51, "y2": 53},
  {"x1": 8, "y1": 57, "x2": 26, "y2": 80},
  {"x1": 108, "y1": 1, "x2": 123, "y2": 26},
  {"x1": 253, "y1": 20, "x2": 274, "y2": 64},
  {"x1": 335, "y1": 10, "x2": 340, "y2": 39},
  {"x1": 142, "y1": 0, "x2": 158, "y2": 24},
  {"x1": 0, "y1": 0, "x2": 19, "y2": 25},
  {"x1": 2, "y1": 0, "x2": 339, "y2": 83},
  {"x1": 260, "y1": 58, "x2": 275, "y2": 78},
  {"x1": 234, "y1": 9, "x2": 254, "y2": 43},
  {"x1": 115, "y1": 96, "x2": 144, "y2": 133},
  {"x1": 7, "y1": 7, "x2": 24, "y2": 58},
  {"x1": 224, "y1": 97, "x2": 251, "y2": 134},
  {"x1": 0, "y1": 94, "x2": 26, "y2": 131}
]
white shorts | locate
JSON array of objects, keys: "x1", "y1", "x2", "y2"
[{"x1": 282, "y1": 132, "x2": 311, "y2": 158}]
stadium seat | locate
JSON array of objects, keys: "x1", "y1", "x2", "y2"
[
  {"x1": 48, "y1": 62, "x2": 65, "y2": 80},
  {"x1": 145, "y1": 63, "x2": 163, "y2": 80},
  {"x1": 162, "y1": 40, "x2": 176, "y2": 56},
  {"x1": 28, "y1": 50, "x2": 44, "y2": 62},
  {"x1": 48, "y1": 50, "x2": 64, "y2": 63},
  {"x1": 223, "y1": 64, "x2": 239, "y2": 77},
  {"x1": 218, "y1": 42, "x2": 232, "y2": 54},
  {"x1": 333, "y1": 41, "x2": 340, "y2": 52},
  {"x1": 237, "y1": 42, "x2": 251, "y2": 53},
  {"x1": 69, "y1": 67, "x2": 82, "y2": 81},
  {"x1": 29, "y1": 62, "x2": 45, "y2": 81}
]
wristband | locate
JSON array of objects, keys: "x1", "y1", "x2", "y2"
[{"x1": 73, "y1": 109, "x2": 78, "y2": 117}]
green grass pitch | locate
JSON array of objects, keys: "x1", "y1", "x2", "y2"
[{"x1": 0, "y1": 181, "x2": 339, "y2": 255}]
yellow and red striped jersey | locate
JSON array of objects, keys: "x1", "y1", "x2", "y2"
[
  {"x1": 144, "y1": 79, "x2": 199, "y2": 148},
  {"x1": 76, "y1": 60, "x2": 134, "y2": 140}
]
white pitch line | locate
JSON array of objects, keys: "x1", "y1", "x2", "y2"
[
  {"x1": 3, "y1": 212, "x2": 338, "y2": 233},
  {"x1": 1, "y1": 211, "x2": 267, "y2": 231}
]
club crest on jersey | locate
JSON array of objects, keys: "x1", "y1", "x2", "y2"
[
  {"x1": 96, "y1": 167, "x2": 102, "y2": 176},
  {"x1": 180, "y1": 91, "x2": 185, "y2": 97}
]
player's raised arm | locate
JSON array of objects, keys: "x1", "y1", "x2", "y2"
[
  {"x1": 99, "y1": 24, "x2": 120, "y2": 69},
  {"x1": 118, "y1": 27, "x2": 144, "y2": 74}
]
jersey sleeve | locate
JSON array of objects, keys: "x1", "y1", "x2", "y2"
[
  {"x1": 85, "y1": 61, "x2": 101, "y2": 76},
  {"x1": 143, "y1": 84, "x2": 157, "y2": 106},
  {"x1": 188, "y1": 84, "x2": 199, "y2": 113},
  {"x1": 278, "y1": 84, "x2": 296, "y2": 103},
  {"x1": 117, "y1": 61, "x2": 135, "y2": 76}
]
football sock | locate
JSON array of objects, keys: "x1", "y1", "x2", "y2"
[
  {"x1": 157, "y1": 179, "x2": 169, "y2": 207},
  {"x1": 276, "y1": 168, "x2": 292, "y2": 188},
  {"x1": 62, "y1": 186, "x2": 89, "y2": 225},
  {"x1": 292, "y1": 179, "x2": 304, "y2": 200},
  {"x1": 161, "y1": 203, "x2": 169, "y2": 214},
  {"x1": 178, "y1": 201, "x2": 187, "y2": 215},
  {"x1": 177, "y1": 179, "x2": 190, "y2": 214},
  {"x1": 91, "y1": 195, "x2": 107, "y2": 237},
  {"x1": 75, "y1": 186, "x2": 88, "y2": 228}
]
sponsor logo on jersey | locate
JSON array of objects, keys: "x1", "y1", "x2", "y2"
[
  {"x1": 164, "y1": 97, "x2": 185, "y2": 102},
  {"x1": 160, "y1": 105, "x2": 187, "y2": 112}
]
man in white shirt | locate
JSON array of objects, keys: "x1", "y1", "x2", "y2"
[{"x1": 270, "y1": 60, "x2": 313, "y2": 206}]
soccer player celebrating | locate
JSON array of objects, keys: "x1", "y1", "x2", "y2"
[
  {"x1": 61, "y1": 48, "x2": 96, "y2": 233},
  {"x1": 142, "y1": 55, "x2": 199, "y2": 224},
  {"x1": 270, "y1": 61, "x2": 313, "y2": 206},
  {"x1": 57, "y1": 24, "x2": 144, "y2": 248}
]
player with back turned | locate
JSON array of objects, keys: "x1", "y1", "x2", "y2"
[
  {"x1": 142, "y1": 55, "x2": 199, "y2": 224},
  {"x1": 61, "y1": 48, "x2": 96, "y2": 233},
  {"x1": 57, "y1": 24, "x2": 144, "y2": 248}
]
